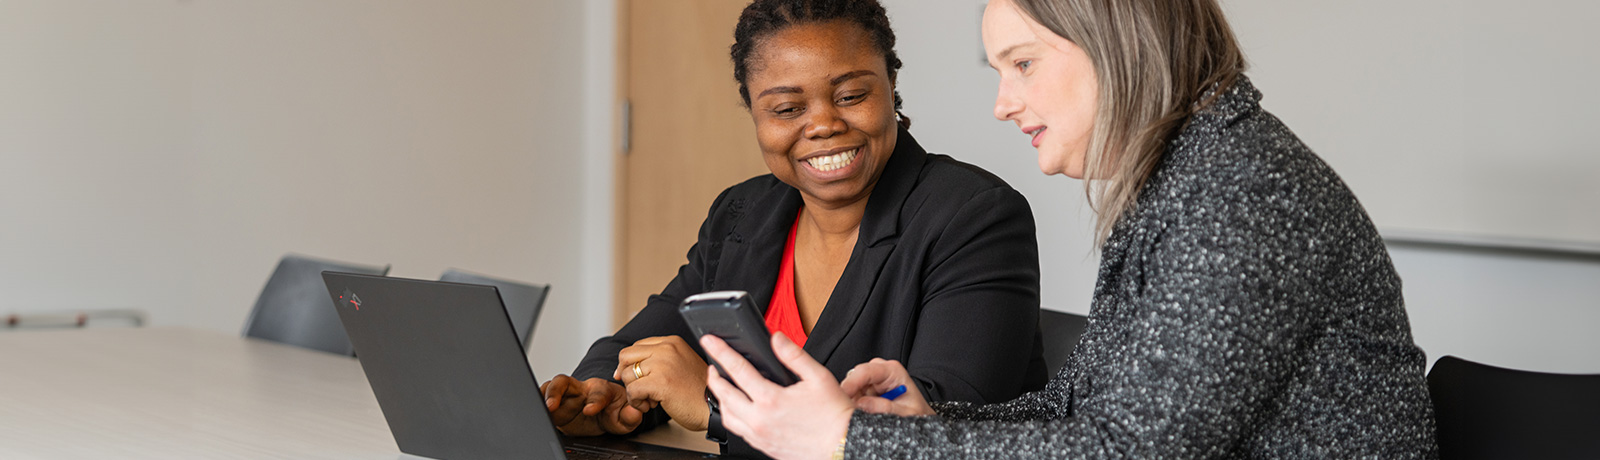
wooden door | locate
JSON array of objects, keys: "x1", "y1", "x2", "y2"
[{"x1": 616, "y1": 0, "x2": 768, "y2": 326}]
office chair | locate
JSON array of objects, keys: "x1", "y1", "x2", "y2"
[
  {"x1": 439, "y1": 268, "x2": 550, "y2": 351},
  {"x1": 1038, "y1": 309, "x2": 1089, "y2": 375},
  {"x1": 1428, "y1": 355, "x2": 1600, "y2": 459},
  {"x1": 242, "y1": 253, "x2": 389, "y2": 355}
]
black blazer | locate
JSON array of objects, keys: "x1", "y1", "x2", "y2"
[{"x1": 573, "y1": 130, "x2": 1047, "y2": 457}]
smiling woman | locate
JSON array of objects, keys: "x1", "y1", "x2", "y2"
[
  {"x1": 539, "y1": 1, "x2": 1049, "y2": 459},
  {"x1": 748, "y1": 21, "x2": 897, "y2": 216}
]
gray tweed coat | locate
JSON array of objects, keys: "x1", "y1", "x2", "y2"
[{"x1": 843, "y1": 77, "x2": 1438, "y2": 459}]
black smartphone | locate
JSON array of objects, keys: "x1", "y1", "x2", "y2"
[{"x1": 679, "y1": 291, "x2": 799, "y2": 387}]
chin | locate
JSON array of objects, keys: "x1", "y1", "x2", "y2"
[
  {"x1": 1039, "y1": 163, "x2": 1083, "y2": 179},
  {"x1": 1037, "y1": 156, "x2": 1067, "y2": 177},
  {"x1": 1037, "y1": 146, "x2": 1087, "y2": 178}
]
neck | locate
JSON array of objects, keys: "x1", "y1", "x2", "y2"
[{"x1": 797, "y1": 195, "x2": 870, "y2": 244}]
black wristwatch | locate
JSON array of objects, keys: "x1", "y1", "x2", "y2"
[{"x1": 705, "y1": 388, "x2": 729, "y2": 444}]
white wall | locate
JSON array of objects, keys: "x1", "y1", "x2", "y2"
[
  {"x1": 1223, "y1": 0, "x2": 1600, "y2": 246},
  {"x1": 0, "y1": 0, "x2": 615, "y2": 380},
  {"x1": 880, "y1": 0, "x2": 1600, "y2": 373},
  {"x1": 1391, "y1": 244, "x2": 1600, "y2": 374}
]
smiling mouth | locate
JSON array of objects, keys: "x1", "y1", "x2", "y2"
[
  {"x1": 805, "y1": 148, "x2": 858, "y2": 172},
  {"x1": 1027, "y1": 127, "x2": 1047, "y2": 147}
]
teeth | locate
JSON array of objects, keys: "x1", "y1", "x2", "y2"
[{"x1": 806, "y1": 149, "x2": 857, "y2": 172}]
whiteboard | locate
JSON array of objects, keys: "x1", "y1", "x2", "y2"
[{"x1": 1223, "y1": 0, "x2": 1600, "y2": 246}]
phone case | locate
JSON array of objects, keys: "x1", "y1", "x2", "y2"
[{"x1": 679, "y1": 291, "x2": 799, "y2": 387}]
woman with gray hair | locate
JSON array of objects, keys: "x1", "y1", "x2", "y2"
[{"x1": 698, "y1": 0, "x2": 1439, "y2": 458}]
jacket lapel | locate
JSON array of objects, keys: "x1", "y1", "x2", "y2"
[
  {"x1": 712, "y1": 186, "x2": 803, "y2": 316},
  {"x1": 803, "y1": 129, "x2": 927, "y2": 364}
]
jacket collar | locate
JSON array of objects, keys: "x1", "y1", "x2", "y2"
[
  {"x1": 1186, "y1": 75, "x2": 1263, "y2": 134},
  {"x1": 857, "y1": 128, "x2": 927, "y2": 247}
]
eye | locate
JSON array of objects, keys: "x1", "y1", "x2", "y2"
[
  {"x1": 1016, "y1": 60, "x2": 1033, "y2": 72},
  {"x1": 837, "y1": 92, "x2": 867, "y2": 105},
  {"x1": 771, "y1": 105, "x2": 803, "y2": 119}
]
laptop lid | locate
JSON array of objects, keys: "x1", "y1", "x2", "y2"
[{"x1": 322, "y1": 272, "x2": 567, "y2": 460}]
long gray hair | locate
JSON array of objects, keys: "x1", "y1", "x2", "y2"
[{"x1": 1008, "y1": 0, "x2": 1248, "y2": 244}]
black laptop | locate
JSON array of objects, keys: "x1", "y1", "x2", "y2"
[{"x1": 321, "y1": 272, "x2": 716, "y2": 460}]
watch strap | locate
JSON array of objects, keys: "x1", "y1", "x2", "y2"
[{"x1": 704, "y1": 388, "x2": 729, "y2": 445}]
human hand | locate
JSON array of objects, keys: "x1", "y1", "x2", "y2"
[
  {"x1": 613, "y1": 335, "x2": 712, "y2": 431},
  {"x1": 840, "y1": 358, "x2": 935, "y2": 416},
  {"x1": 539, "y1": 374, "x2": 652, "y2": 436},
  {"x1": 701, "y1": 333, "x2": 852, "y2": 460}
]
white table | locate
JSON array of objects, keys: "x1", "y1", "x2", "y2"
[{"x1": 0, "y1": 327, "x2": 717, "y2": 459}]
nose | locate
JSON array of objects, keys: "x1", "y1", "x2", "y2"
[
  {"x1": 993, "y1": 79, "x2": 1021, "y2": 121},
  {"x1": 803, "y1": 105, "x2": 847, "y2": 139}
]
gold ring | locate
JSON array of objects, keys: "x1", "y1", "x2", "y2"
[{"x1": 632, "y1": 362, "x2": 644, "y2": 380}]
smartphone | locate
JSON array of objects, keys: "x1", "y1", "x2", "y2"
[{"x1": 679, "y1": 291, "x2": 798, "y2": 387}]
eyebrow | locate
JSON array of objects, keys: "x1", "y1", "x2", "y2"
[
  {"x1": 756, "y1": 86, "x2": 802, "y2": 99},
  {"x1": 755, "y1": 70, "x2": 878, "y2": 99},
  {"x1": 830, "y1": 69, "x2": 875, "y2": 85}
]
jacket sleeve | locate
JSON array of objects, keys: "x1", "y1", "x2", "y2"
[
  {"x1": 903, "y1": 186, "x2": 1044, "y2": 404},
  {"x1": 841, "y1": 191, "x2": 1324, "y2": 459},
  {"x1": 570, "y1": 188, "x2": 731, "y2": 383}
]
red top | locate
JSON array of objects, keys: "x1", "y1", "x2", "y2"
[{"x1": 764, "y1": 210, "x2": 808, "y2": 348}]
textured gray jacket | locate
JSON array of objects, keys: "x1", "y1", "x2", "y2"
[{"x1": 844, "y1": 77, "x2": 1438, "y2": 459}]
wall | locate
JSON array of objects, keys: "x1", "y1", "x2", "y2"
[
  {"x1": 880, "y1": 0, "x2": 1600, "y2": 373},
  {"x1": 0, "y1": 0, "x2": 616, "y2": 379},
  {"x1": 1223, "y1": 0, "x2": 1600, "y2": 246},
  {"x1": 1391, "y1": 244, "x2": 1600, "y2": 373}
]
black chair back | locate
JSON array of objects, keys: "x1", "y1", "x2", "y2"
[
  {"x1": 242, "y1": 254, "x2": 388, "y2": 355},
  {"x1": 439, "y1": 268, "x2": 549, "y2": 351},
  {"x1": 1039, "y1": 309, "x2": 1088, "y2": 375},
  {"x1": 1428, "y1": 355, "x2": 1600, "y2": 459}
]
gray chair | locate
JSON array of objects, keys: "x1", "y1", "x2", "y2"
[
  {"x1": 1039, "y1": 309, "x2": 1089, "y2": 374},
  {"x1": 242, "y1": 253, "x2": 388, "y2": 355},
  {"x1": 439, "y1": 268, "x2": 549, "y2": 351},
  {"x1": 1428, "y1": 355, "x2": 1600, "y2": 459}
]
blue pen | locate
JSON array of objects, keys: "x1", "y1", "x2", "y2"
[{"x1": 880, "y1": 384, "x2": 908, "y2": 401}]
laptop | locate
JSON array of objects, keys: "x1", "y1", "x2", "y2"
[{"x1": 320, "y1": 272, "x2": 717, "y2": 460}]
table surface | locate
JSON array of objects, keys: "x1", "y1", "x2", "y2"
[{"x1": 0, "y1": 327, "x2": 718, "y2": 459}]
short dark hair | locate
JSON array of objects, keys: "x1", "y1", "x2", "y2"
[{"x1": 730, "y1": 0, "x2": 908, "y2": 128}]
